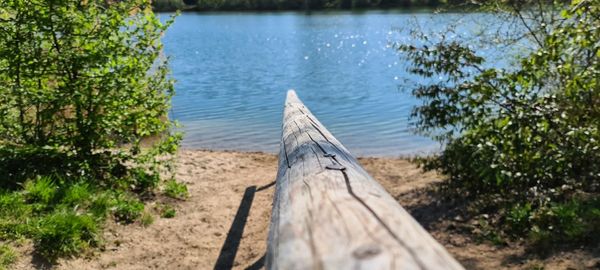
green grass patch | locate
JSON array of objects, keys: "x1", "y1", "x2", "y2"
[
  {"x1": 0, "y1": 244, "x2": 17, "y2": 270},
  {"x1": 34, "y1": 210, "x2": 99, "y2": 261},
  {"x1": 164, "y1": 180, "x2": 188, "y2": 200},
  {"x1": 160, "y1": 204, "x2": 176, "y2": 218},
  {"x1": 112, "y1": 195, "x2": 144, "y2": 224},
  {"x1": 0, "y1": 175, "x2": 153, "y2": 262}
]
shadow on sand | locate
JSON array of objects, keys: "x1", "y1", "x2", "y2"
[{"x1": 213, "y1": 181, "x2": 275, "y2": 270}]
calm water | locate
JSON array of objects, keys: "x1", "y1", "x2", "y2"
[{"x1": 160, "y1": 10, "x2": 512, "y2": 156}]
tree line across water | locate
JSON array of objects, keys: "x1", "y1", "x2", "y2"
[{"x1": 152, "y1": 0, "x2": 460, "y2": 11}]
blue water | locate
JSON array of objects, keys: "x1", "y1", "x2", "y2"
[{"x1": 160, "y1": 10, "x2": 513, "y2": 156}]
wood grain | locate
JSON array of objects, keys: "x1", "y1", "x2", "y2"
[{"x1": 266, "y1": 90, "x2": 463, "y2": 270}]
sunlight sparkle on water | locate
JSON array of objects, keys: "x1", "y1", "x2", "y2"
[{"x1": 160, "y1": 11, "x2": 510, "y2": 156}]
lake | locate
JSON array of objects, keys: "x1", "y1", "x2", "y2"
[{"x1": 160, "y1": 10, "x2": 513, "y2": 157}]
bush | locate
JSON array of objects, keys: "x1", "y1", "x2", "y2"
[
  {"x1": 526, "y1": 197, "x2": 600, "y2": 245},
  {"x1": 0, "y1": 0, "x2": 180, "y2": 186},
  {"x1": 0, "y1": 0, "x2": 180, "y2": 262},
  {"x1": 399, "y1": 1, "x2": 599, "y2": 245}
]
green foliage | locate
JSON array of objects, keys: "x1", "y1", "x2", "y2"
[
  {"x1": 0, "y1": 176, "x2": 153, "y2": 261},
  {"x1": 0, "y1": 244, "x2": 17, "y2": 270},
  {"x1": 526, "y1": 197, "x2": 600, "y2": 245},
  {"x1": 160, "y1": 204, "x2": 176, "y2": 218},
  {"x1": 61, "y1": 182, "x2": 92, "y2": 207},
  {"x1": 89, "y1": 192, "x2": 117, "y2": 219},
  {"x1": 164, "y1": 180, "x2": 189, "y2": 200},
  {"x1": 34, "y1": 210, "x2": 99, "y2": 261},
  {"x1": 399, "y1": 1, "x2": 599, "y2": 245},
  {"x1": 507, "y1": 203, "x2": 532, "y2": 234},
  {"x1": 0, "y1": 0, "x2": 180, "y2": 186},
  {"x1": 0, "y1": 192, "x2": 34, "y2": 239},
  {"x1": 153, "y1": 0, "x2": 188, "y2": 11},
  {"x1": 112, "y1": 195, "x2": 144, "y2": 224},
  {"x1": 0, "y1": 0, "x2": 180, "y2": 262},
  {"x1": 23, "y1": 177, "x2": 57, "y2": 206}
]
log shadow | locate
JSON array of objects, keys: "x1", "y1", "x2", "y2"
[
  {"x1": 213, "y1": 181, "x2": 275, "y2": 270},
  {"x1": 244, "y1": 254, "x2": 266, "y2": 270}
]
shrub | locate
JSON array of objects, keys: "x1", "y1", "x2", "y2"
[
  {"x1": 526, "y1": 197, "x2": 600, "y2": 244},
  {"x1": 0, "y1": 0, "x2": 180, "y2": 262},
  {"x1": 399, "y1": 1, "x2": 599, "y2": 245},
  {"x1": 0, "y1": 0, "x2": 180, "y2": 186}
]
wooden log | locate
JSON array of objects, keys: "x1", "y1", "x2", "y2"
[{"x1": 266, "y1": 90, "x2": 464, "y2": 270}]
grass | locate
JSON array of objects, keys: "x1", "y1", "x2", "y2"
[
  {"x1": 113, "y1": 195, "x2": 145, "y2": 224},
  {"x1": 141, "y1": 212, "x2": 155, "y2": 228},
  {"x1": 34, "y1": 210, "x2": 99, "y2": 261},
  {"x1": 164, "y1": 180, "x2": 188, "y2": 200},
  {"x1": 0, "y1": 170, "x2": 190, "y2": 263},
  {"x1": 0, "y1": 176, "x2": 148, "y2": 262},
  {"x1": 0, "y1": 244, "x2": 17, "y2": 270},
  {"x1": 160, "y1": 204, "x2": 177, "y2": 218}
]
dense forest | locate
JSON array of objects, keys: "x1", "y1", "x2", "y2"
[{"x1": 152, "y1": 0, "x2": 459, "y2": 11}]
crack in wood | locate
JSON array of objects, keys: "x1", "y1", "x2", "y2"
[
  {"x1": 281, "y1": 137, "x2": 291, "y2": 168},
  {"x1": 306, "y1": 132, "x2": 328, "y2": 155},
  {"x1": 309, "y1": 145, "x2": 324, "y2": 170},
  {"x1": 309, "y1": 122, "x2": 347, "y2": 160}
]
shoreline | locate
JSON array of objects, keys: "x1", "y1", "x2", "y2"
[
  {"x1": 10, "y1": 149, "x2": 595, "y2": 269},
  {"x1": 176, "y1": 146, "x2": 441, "y2": 159}
]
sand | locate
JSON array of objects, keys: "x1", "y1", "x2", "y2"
[{"x1": 9, "y1": 149, "x2": 599, "y2": 270}]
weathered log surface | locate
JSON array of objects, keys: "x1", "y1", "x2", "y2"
[{"x1": 266, "y1": 90, "x2": 464, "y2": 270}]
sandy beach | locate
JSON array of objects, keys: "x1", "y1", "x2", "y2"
[{"x1": 10, "y1": 149, "x2": 597, "y2": 270}]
